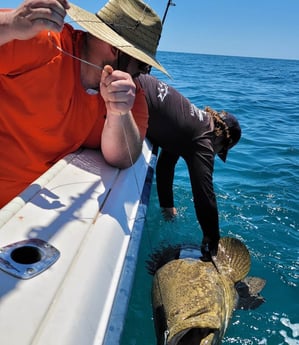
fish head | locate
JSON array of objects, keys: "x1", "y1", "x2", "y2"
[{"x1": 152, "y1": 258, "x2": 237, "y2": 345}]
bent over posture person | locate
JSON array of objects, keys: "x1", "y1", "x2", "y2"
[
  {"x1": 138, "y1": 74, "x2": 241, "y2": 257},
  {"x1": 0, "y1": 0, "x2": 168, "y2": 208}
]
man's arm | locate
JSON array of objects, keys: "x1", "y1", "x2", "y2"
[
  {"x1": 100, "y1": 66, "x2": 144, "y2": 168},
  {"x1": 186, "y1": 148, "x2": 220, "y2": 256},
  {"x1": 0, "y1": 0, "x2": 69, "y2": 46},
  {"x1": 156, "y1": 150, "x2": 180, "y2": 219}
]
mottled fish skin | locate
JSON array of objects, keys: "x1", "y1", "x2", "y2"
[
  {"x1": 153, "y1": 258, "x2": 236, "y2": 344},
  {"x1": 151, "y1": 237, "x2": 259, "y2": 345}
]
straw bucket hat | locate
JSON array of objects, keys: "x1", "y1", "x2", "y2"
[{"x1": 67, "y1": 0, "x2": 168, "y2": 75}]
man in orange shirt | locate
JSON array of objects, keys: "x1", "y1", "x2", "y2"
[{"x1": 0, "y1": 0, "x2": 167, "y2": 208}]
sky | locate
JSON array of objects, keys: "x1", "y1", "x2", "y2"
[{"x1": 4, "y1": 0, "x2": 299, "y2": 60}]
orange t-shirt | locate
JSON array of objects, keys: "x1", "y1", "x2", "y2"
[{"x1": 0, "y1": 24, "x2": 148, "y2": 207}]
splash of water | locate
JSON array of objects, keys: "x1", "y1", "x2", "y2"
[{"x1": 281, "y1": 317, "x2": 299, "y2": 339}]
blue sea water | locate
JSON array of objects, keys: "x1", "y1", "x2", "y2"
[{"x1": 121, "y1": 52, "x2": 299, "y2": 345}]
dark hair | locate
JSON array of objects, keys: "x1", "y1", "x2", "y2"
[
  {"x1": 205, "y1": 106, "x2": 230, "y2": 140},
  {"x1": 206, "y1": 106, "x2": 241, "y2": 162}
]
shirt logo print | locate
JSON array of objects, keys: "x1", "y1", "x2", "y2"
[
  {"x1": 157, "y1": 81, "x2": 169, "y2": 102},
  {"x1": 191, "y1": 104, "x2": 204, "y2": 121}
]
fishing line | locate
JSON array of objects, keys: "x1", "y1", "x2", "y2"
[
  {"x1": 48, "y1": 31, "x2": 103, "y2": 71},
  {"x1": 119, "y1": 102, "x2": 169, "y2": 341},
  {"x1": 48, "y1": 27, "x2": 146, "y2": 207},
  {"x1": 119, "y1": 101, "x2": 171, "y2": 345},
  {"x1": 119, "y1": 116, "x2": 145, "y2": 200},
  {"x1": 48, "y1": 29, "x2": 149, "y2": 228},
  {"x1": 119, "y1": 111, "x2": 170, "y2": 342}
]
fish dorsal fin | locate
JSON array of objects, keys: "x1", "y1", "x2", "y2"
[{"x1": 213, "y1": 237, "x2": 251, "y2": 282}]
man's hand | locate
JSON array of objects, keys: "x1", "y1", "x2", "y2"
[
  {"x1": 161, "y1": 207, "x2": 177, "y2": 221},
  {"x1": 1, "y1": 0, "x2": 69, "y2": 44},
  {"x1": 201, "y1": 235, "x2": 219, "y2": 261},
  {"x1": 100, "y1": 65, "x2": 136, "y2": 116}
]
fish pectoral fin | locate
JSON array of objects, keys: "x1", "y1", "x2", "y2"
[
  {"x1": 235, "y1": 276, "x2": 266, "y2": 310},
  {"x1": 243, "y1": 276, "x2": 266, "y2": 294},
  {"x1": 236, "y1": 295, "x2": 266, "y2": 310}
]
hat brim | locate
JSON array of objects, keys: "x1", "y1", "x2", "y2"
[{"x1": 67, "y1": 3, "x2": 169, "y2": 76}]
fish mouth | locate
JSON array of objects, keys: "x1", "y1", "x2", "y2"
[{"x1": 170, "y1": 328, "x2": 217, "y2": 345}]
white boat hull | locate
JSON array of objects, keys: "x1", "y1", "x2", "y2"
[{"x1": 0, "y1": 140, "x2": 154, "y2": 345}]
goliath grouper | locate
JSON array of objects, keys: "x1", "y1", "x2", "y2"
[{"x1": 147, "y1": 237, "x2": 266, "y2": 345}]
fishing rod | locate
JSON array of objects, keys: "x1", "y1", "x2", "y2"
[
  {"x1": 162, "y1": 0, "x2": 176, "y2": 25},
  {"x1": 147, "y1": 0, "x2": 175, "y2": 76}
]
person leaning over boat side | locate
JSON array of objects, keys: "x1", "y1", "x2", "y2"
[
  {"x1": 137, "y1": 74, "x2": 241, "y2": 259},
  {"x1": 0, "y1": 0, "x2": 168, "y2": 208}
]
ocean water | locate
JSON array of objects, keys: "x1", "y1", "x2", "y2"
[{"x1": 121, "y1": 52, "x2": 299, "y2": 345}]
